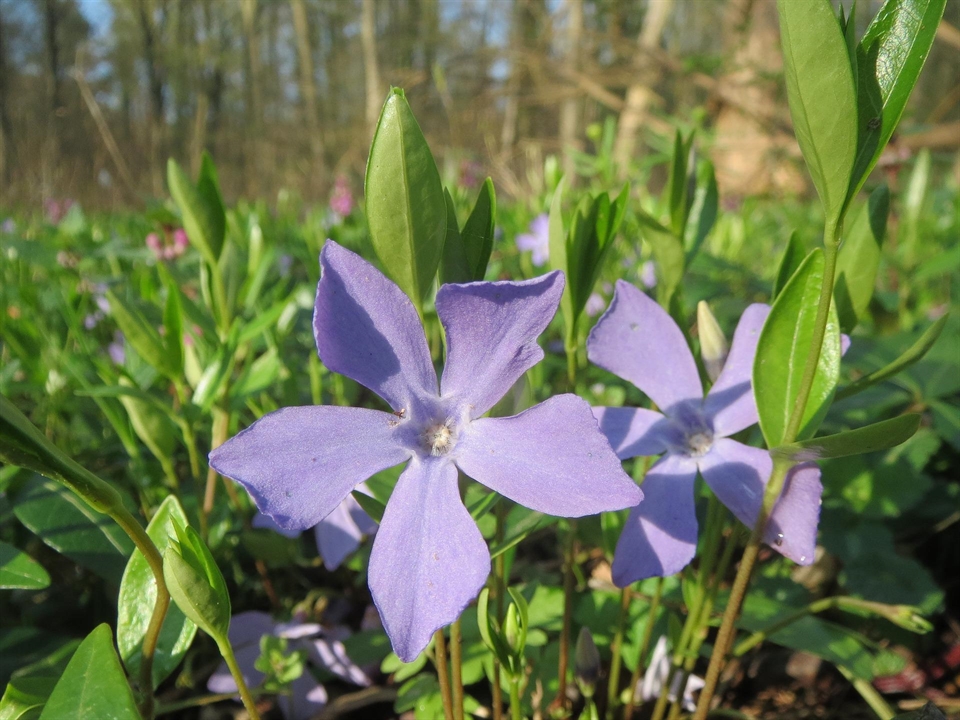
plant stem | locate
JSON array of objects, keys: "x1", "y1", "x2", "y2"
[
  {"x1": 492, "y1": 503, "x2": 507, "y2": 720},
  {"x1": 554, "y1": 518, "x2": 578, "y2": 712},
  {"x1": 509, "y1": 679, "x2": 523, "y2": 720},
  {"x1": 837, "y1": 665, "x2": 894, "y2": 719},
  {"x1": 434, "y1": 629, "x2": 455, "y2": 720},
  {"x1": 218, "y1": 637, "x2": 262, "y2": 720},
  {"x1": 202, "y1": 405, "x2": 230, "y2": 530},
  {"x1": 692, "y1": 227, "x2": 841, "y2": 720},
  {"x1": 605, "y1": 587, "x2": 631, "y2": 719},
  {"x1": 623, "y1": 578, "x2": 663, "y2": 720},
  {"x1": 451, "y1": 619, "x2": 465, "y2": 720}
]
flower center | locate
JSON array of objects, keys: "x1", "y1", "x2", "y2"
[
  {"x1": 685, "y1": 430, "x2": 714, "y2": 458},
  {"x1": 423, "y1": 421, "x2": 456, "y2": 456}
]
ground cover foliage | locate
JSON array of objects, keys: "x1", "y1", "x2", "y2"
[{"x1": 0, "y1": 1, "x2": 958, "y2": 719}]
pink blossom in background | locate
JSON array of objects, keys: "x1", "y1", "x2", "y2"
[
  {"x1": 329, "y1": 176, "x2": 355, "y2": 217},
  {"x1": 44, "y1": 198, "x2": 74, "y2": 224},
  {"x1": 458, "y1": 159, "x2": 482, "y2": 189}
]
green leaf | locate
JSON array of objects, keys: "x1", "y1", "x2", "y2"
[
  {"x1": 772, "y1": 231, "x2": 807, "y2": 301},
  {"x1": 665, "y1": 130, "x2": 694, "y2": 237},
  {"x1": 12, "y1": 476, "x2": 133, "y2": 585},
  {"x1": 637, "y1": 210, "x2": 684, "y2": 317},
  {"x1": 117, "y1": 497, "x2": 197, "y2": 688},
  {"x1": 778, "y1": 0, "x2": 857, "y2": 229},
  {"x1": 836, "y1": 315, "x2": 948, "y2": 400},
  {"x1": 160, "y1": 270, "x2": 185, "y2": 379},
  {"x1": 439, "y1": 189, "x2": 468, "y2": 285},
  {"x1": 683, "y1": 159, "x2": 718, "y2": 261},
  {"x1": 0, "y1": 541, "x2": 49, "y2": 590},
  {"x1": 460, "y1": 178, "x2": 496, "y2": 281},
  {"x1": 835, "y1": 185, "x2": 889, "y2": 332},
  {"x1": 0, "y1": 675, "x2": 57, "y2": 720},
  {"x1": 364, "y1": 88, "x2": 446, "y2": 306},
  {"x1": 351, "y1": 490, "x2": 385, "y2": 525},
  {"x1": 116, "y1": 378, "x2": 177, "y2": 468},
  {"x1": 163, "y1": 522, "x2": 231, "y2": 641},
  {"x1": 778, "y1": 413, "x2": 920, "y2": 461},
  {"x1": 850, "y1": 0, "x2": 947, "y2": 199},
  {"x1": 547, "y1": 178, "x2": 572, "y2": 335},
  {"x1": 167, "y1": 156, "x2": 226, "y2": 265},
  {"x1": 754, "y1": 248, "x2": 842, "y2": 446},
  {"x1": 105, "y1": 291, "x2": 176, "y2": 379},
  {"x1": 38, "y1": 625, "x2": 140, "y2": 720}
]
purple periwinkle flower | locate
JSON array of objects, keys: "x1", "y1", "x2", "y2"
[
  {"x1": 210, "y1": 241, "x2": 641, "y2": 660},
  {"x1": 108, "y1": 331, "x2": 126, "y2": 366},
  {"x1": 640, "y1": 260, "x2": 657, "y2": 289},
  {"x1": 588, "y1": 281, "x2": 822, "y2": 584},
  {"x1": 585, "y1": 292, "x2": 607, "y2": 318},
  {"x1": 208, "y1": 611, "x2": 369, "y2": 720},
  {"x1": 516, "y1": 213, "x2": 550, "y2": 267},
  {"x1": 253, "y1": 486, "x2": 378, "y2": 571}
]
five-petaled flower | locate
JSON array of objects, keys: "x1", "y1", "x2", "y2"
[
  {"x1": 588, "y1": 280, "x2": 822, "y2": 585},
  {"x1": 211, "y1": 241, "x2": 642, "y2": 661}
]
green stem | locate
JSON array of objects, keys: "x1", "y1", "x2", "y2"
[
  {"x1": 692, "y1": 226, "x2": 842, "y2": 720},
  {"x1": 218, "y1": 637, "x2": 262, "y2": 720},
  {"x1": 492, "y1": 503, "x2": 506, "y2": 720},
  {"x1": 554, "y1": 518, "x2": 578, "y2": 712},
  {"x1": 605, "y1": 587, "x2": 631, "y2": 719},
  {"x1": 450, "y1": 619, "x2": 465, "y2": 720},
  {"x1": 509, "y1": 679, "x2": 523, "y2": 720},
  {"x1": 434, "y1": 629, "x2": 455, "y2": 720},
  {"x1": 836, "y1": 665, "x2": 894, "y2": 719},
  {"x1": 623, "y1": 578, "x2": 663, "y2": 720}
]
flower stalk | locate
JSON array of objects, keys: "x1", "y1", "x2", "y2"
[
  {"x1": 218, "y1": 637, "x2": 262, "y2": 720},
  {"x1": 434, "y1": 629, "x2": 456, "y2": 720}
]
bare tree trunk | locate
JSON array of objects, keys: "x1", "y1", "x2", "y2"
[
  {"x1": 136, "y1": 0, "x2": 166, "y2": 196},
  {"x1": 241, "y1": 0, "x2": 263, "y2": 195},
  {"x1": 558, "y1": 0, "x2": 582, "y2": 183},
  {"x1": 290, "y1": 0, "x2": 325, "y2": 186},
  {"x1": 0, "y1": 13, "x2": 12, "y2": 185},
  {"x1": 712, "y1": 0, "x2": 804, "y2": 198},
  {"x1": 42, "y1": 0, "x2": 62, "y2": 199},
  {"x1": 613, "y1": 0, "x2": 674, "y2": 178},
  {"x1": 361, "y1": 0, "x2": 382, "y2": 136}
]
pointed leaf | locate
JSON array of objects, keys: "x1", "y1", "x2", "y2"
[
  {"x1": 167, "y1": 157, "x2": 225, "y2": 265},
  {"x1": 637, "y1": 210, "x2": 684, "y2": 315},
  {"x1": 835, "y1": 185, "x2": 889, "y2": 332},
  {"x1": 683, "y1": 160, "x2": 718, "y2": 261},
  {"x1": 773, "y1": 231, "x2": 807, "y2": 300},
  {"x1": 439, "y1": 189, "x2": 468, "y2": 285},
  {"x1": 12, "y1": 476, "x2": 132, "y2": 585},
  {"x1": 777, "y1": 413, "x2": 920, "y2": 461},
  {"x1": 850, "y1": 0, "x2": 947, "y2": 199},
  {"x1": 105, "y1": 291, "x2": 176, "y2": 379},
  {"x1": 38, "y1": 625, "x2": 140, "y2": 720},
  {"x1": 461, "y1": 178, "x2": 496, "y2": 281},
  {"x1": 778, "y1": 0, "x2": 857, "y2": 228},
  {"x1": 0, "y1": 541, "x2": 50, "y2": 590},
  {"x1": 754, "y1": 248, "x2": 842, "y2": 446},
  {"x1": 364, "y1": 88, "x2": 446, "y2": 306},
  {"x1": 160, "y1": 270, "x2": 185, "y2": 379},
  {"x1": 118, "y1": 497, "x2": 197, "y2": 688}
]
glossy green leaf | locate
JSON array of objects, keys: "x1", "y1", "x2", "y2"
[
  {"x1": 754, "y1": 249, "x2": 842, "y2": 446},
  {"x1": 850, "y1": 0, "x2": 947, "y2": 199},
  {"x1": 460, "y1": 177, "x2": 496, "y2": 281},
  {"x1": 351, "y1": 490, "x2": 386, "y2": 525},
  {"x1": 0, "y1": 675, "x2": 56, "y2": 720},
  {"x1": 772, "y1": 231, "x2": 807, "y2": 300},
  {"x1": 836, "y1": 314, "x2": 948, "y2": 400},
  {"x1": 439, "y1": 189, "x2": 468, "y2": 285},
  {"x1": 163, "y1": 522, "x2": 230, "y2": 641},
  {"x1": 118, "y1": 496, "x2": 197, "y2": 688},
  {"x1": 835, "y1": 185, "x2": 889, "y2": 332},
  {"x1": 778, "y1": 413, "x2": 920, "y2": 461},
  {"x1": 12, "y1": 476, "x2": 132, "y2": 585},
  {"x1": 364, "y1": 88, "x2": 446, "y2": 306},
  {"x1": 778, "y1": 0, "x2": 857, "y2": 229},
  {"x1": 105, "y1": 291, "x2": 176, "y2": 379},
  {"x1": 683, "y1": 159, "x2": 718, "y2": 261},
  {"x1": 231, "y1": 348, "x2": 281, "y2": 400},
  {"x1": 167, "y1": 156, "x2": 226, "y2": 265},
  {"x1": 0, "y1": 541, "x2": 49, "y2": 590},
  {"x1": 38, "y1": 625, "x2": 139, "y2": 720}
]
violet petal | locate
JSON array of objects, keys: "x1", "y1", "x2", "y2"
[
  {"x1": 456, "y1": 394, "x2": 642, "y2": 517},
  {"x1": 611, "y1": 453, "x2": 699, "y2": 584},
  {"x1": 697, "y1": 438, "x2": 770, "y2": 531},
  {"x1": 587, "y1": 280, "x2": 702, "y2": 412},
  {"x1": 766, "y1": 462, "x2": 822, "y2": 565},
  {"x1": 592, "y1": 406, "x2": 674, "y2": 459},
  {"x1": 368, "y1": 457, "x2": 489, "y2": 662},
  {"x1": 309, "y1": 637, "x2": 372, "y2": 687},
  {"x1": 437, "y1": 272, "x2": 564, "y2": 418},
  {"x1": 314, "y1": 500, "x2": 365, "y2": 571},
  {"x1": 314, "y1": 241, "x2": 438, "y2": 412},
  {"x1": 209, "y1": 406, "x2": 408, "y2": 531},
  {"x1": 703, "y1": 304, "x2": 770, "y2": 437},
  {"x1": 278, "y1": 670, "x2": 327, "y2": 720}
]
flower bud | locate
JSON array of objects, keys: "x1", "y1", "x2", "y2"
[
  {"x1": 163, "y1": 521, "x2": 231, "y2": 641},
  {"x1": 697, "y1": 300, "x2": 728, "y2": 382},
  {"x1": 575, "y1": 627, "x2": 600, "y2": 699}
]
